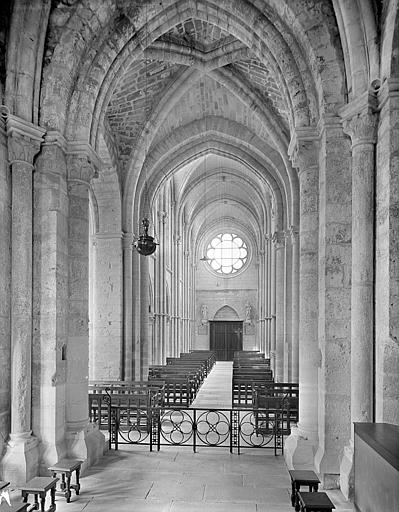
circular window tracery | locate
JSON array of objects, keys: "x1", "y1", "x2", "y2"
[{"x1": 206, "y1": 233, "x2": 248, "y2": 275}]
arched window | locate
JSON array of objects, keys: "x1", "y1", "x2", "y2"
[{"x1": 206, "y1": 233, "x2": 248, "y2": 275}]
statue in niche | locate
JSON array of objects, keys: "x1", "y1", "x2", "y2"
[
  {"x1": 201, "y1": 304, "x2": 208, "y2": 325},
  {"x1": 245, "y1": 302, "x2": 252, "y2": 324}
]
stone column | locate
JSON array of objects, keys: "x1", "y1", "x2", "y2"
[
  {"x1": 339, "y1": 97, "x2": 378, "y2": 497},
  {"x1": 92, "y1": 232, "x2": 123, "y2": 380},
  {"x1": 315, "y1": 116, "x2": 352, "y2": 488},
  {"x1": 1, "y1": 115, "x2": 44, "y2": 484},
  {"x1": 290, "y1": 226, "x2": 300, "y2": 383},
  {"x1": 122, "y1": 233, "x2": 133, "y2": 379},
  {"x1": 375, "y1": 78, "x2": 399, "y2": 427},
  {"x1": 285, "y1": 135, "x2": 319, "y2": 470},
  {"x1": 265, "y1": 234, "x2": 272, "y2": 358},
  {"x1": 273, "y1": 231, "x2": 285, "y2": 382},
  {"x1": 269, "y1": 234, "x2": 276, "y2": 370},
  {"x1": 258, "y1": 247, "x2": 266, "y2": 354},
  {"x1": 31, "y1": 132, "x2": 69, "y2": 474},
  {"x1": 140, "y1": 254, "x2": 150, "y2": 379},
  {"x1": 284, "y1": 230, "x2": 293, "y2": 381},
  {"x1": 65, "y1": 150, "x2": 104, "y2": 465}
]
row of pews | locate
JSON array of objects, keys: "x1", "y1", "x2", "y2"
[
  {"x1": 232, "y1": 350, "x2": 299, "y2": 434},
  {"x1": 148, "y1": 350, "x2": 216, "y2": 406},
  {"x1": 88, "y1": 350, "x2": 216, "y2": 429}
]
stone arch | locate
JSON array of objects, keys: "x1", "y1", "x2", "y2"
[
  {"x1": 381, "y1": 0, "x2": 399, "y2": 80},
  {"x1": 333, "y1": 0, "x2": 379, "y2": 97},
  {"x1": 40, "y1": 0, "x2": 347, "y2": 149},
  {"x1": 214, "y1": 305, "x2": 239, "y2": 321},
  {"x1": 130, "y1": 125, "x2": 292, "y2": 237}
]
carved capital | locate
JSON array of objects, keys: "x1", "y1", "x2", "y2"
[
  {"x1": 289, "y1": 133, "x2": 319, "y2": 174},
  {"x1": 67, "y1": 154, "x2": 96, "y2": 185},
  {"x1": 272, "y1": 230, "x2": 285, "y2": 249},
  {"x1": 342, "y1": 110, "x2": 378, "y2": 147},
  {"x1": 174, "y1": 234, "x2": 182, "y2": 245},
  {"x1": 158, "y1": 211, "x2": 168, "y2": 223},
  {"x1": 6, "y1": 115, "x2": 45, "y2": 168}
]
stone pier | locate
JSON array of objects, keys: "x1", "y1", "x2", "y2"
[
  {"x1": 1, "y1": 115, "x2": 44, "y2": 484},
  {"x1": 339, "y1": 95, "x2": 378, "y2": 497},
  {"x1": 285, "y1": 134, "x2": 319, "y2": 470}
]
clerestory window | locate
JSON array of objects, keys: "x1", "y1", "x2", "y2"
[{"x1": 206, "y1": 233, "x2": 248, "y2": 275}]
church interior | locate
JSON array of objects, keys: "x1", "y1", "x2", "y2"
[{"x1": 0, "y1": 0, "x2": 398, "y2": 511}]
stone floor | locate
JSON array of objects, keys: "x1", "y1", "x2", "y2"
[
  {"x1": 2, "y1": 362, "x2": 354, "y2": 512},
  {"x1": 190, "y1": 361, "x2": 233, "y2": 409}
]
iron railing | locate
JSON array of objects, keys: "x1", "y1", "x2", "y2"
[{"x1": 106, "y1": 404, "x2": 293, "y2": 455}]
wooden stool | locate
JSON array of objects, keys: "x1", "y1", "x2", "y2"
[
  {"x1": 297, "y1": 491, "x2": 335, "y2": 511},
  {"x1": 288, "y1": 470, "x2": 320, "y2": 511},
  {"x1": 20, "y1": 477, "x2": 58, "y2": 512},
  {"x1": 48, "y1": 459, "x2": 82, "y2": 503}
]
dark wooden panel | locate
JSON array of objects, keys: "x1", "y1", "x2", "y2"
[{"x1": 210, "y1": 321, "x2": 243, "y2": 361}]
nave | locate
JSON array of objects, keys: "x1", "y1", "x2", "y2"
[{"x1": 3, "y1": 363, "x2": 353, "y2": 512}]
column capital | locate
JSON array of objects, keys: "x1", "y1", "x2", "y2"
[
  {"x1": 6, "y1": 114, "x2": 45, "y2": 167},
  {"x1": 67, "y1": 153, "x2": 97, "y2": 185},
  {"x1": 42, "y1": 130, "x2": 68, "y2": 152},
  {"x1": 272, "y1": 230, "x2": 285, "y2": 249},
  {"x1": 158, "y1": 210, "x2": 168, "y2": 223},
  {"x1": 288, "y1": 127, "x2": 319, "y2": 173},
  {"x1": 340, "y1": 91, "x2": 379, "y2": 146}
]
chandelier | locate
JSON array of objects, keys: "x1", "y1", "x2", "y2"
[{"x1": 135, "y1": 217, "x2": 157, "y2": 256}]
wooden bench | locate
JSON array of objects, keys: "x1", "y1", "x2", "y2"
[
  {"x1": 20, "y1": 477, "x2": 58, "y2": 512},
  {"x1": 48, "y1": 459, "x2": 82, "y2": 503},
  {"x1": 288, "y1": 470, "x2": 320, "y2": 511},
  {"x1": 297, "y1": 491, "x2": 335, "y2": 511}
]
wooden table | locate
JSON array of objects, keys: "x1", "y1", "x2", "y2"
[
  {"x1": 20, "y1": 477, "x2": 58, "y2": 512},
  {"x1": 48, "y1": 459, "x2": 82, "y2": 503},
  {"x1": 297, "y1": 491, "x2": 335, "y2": 511},
  {"x1": 288, "y1": 470, "x2": 320, "y2": 511}
]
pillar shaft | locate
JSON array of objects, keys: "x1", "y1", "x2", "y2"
[
  {"x1": 345, "y1": 110, "x2": 378, "y2": 428},
  {"x1": 2, "y1": 115, "x2": 44, "y2": 483},
  {"x1": 122, "y1": 234, "x2": 133, "y2": 380},
  {"x1": 290, "y1": 227, "x2": 299, "y2": 383},
  {"x1": 11, "y1": 160, "x2": 35, "y2": 433},
  {"x1": 298, "y1": 163, "x2": 319, "y2": 438},
  {"x1": 66, "y1": 155, "x2": 95, "y2": 432},
  {"x1": 273, "y1": 231, "x2": 285, "y2": 382}
]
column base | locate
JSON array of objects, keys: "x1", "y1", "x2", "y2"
[
  {"x1": 284, "y1": 424, "x2": 318, "y2": 470},
  {"x1": 339, "y1": 443, "x2": 354, "y2": 499},
  {"x1": 314, "y1": 444, "x2": 340, "y2": 489},
  {"x1": 1, "y1": 432, "x2": 39, "y2": 484},
  {"x1": 66, "y1": 421, "x2": 105, "y2": 473},
  {"x1": 38, "y1": 438, "x2": 68, "y2": 476}
]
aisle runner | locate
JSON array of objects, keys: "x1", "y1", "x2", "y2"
[{"x1": 190, "y1": 361, "x2": 232, "y2": 409}]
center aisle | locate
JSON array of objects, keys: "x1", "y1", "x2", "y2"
[{"x1": 190, "y1": 361, "x2": 233, "y2": 409}]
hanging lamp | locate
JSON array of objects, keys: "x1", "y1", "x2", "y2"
[{"x1": 135, "y1": 217, "x2": 157, "y2": 256}]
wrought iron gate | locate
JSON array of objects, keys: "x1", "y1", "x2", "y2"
[{"x1": 108, "y1": 405, "x2": 286, "y2": 455}]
